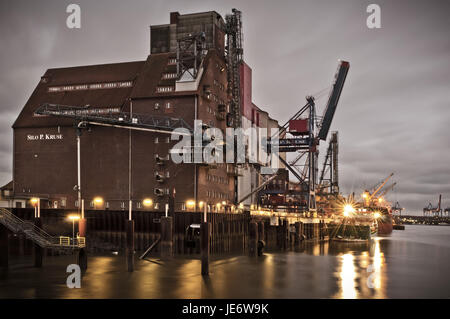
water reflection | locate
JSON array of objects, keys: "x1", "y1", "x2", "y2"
[
  {"x1": 332, "y1": 238, "x2": 386, "y2": 298},
  {"x1": 2, "y1": 226, "x2": 449, "y2": 298},
  {"x1": 339, "y1": 253, "x2": 358, "y2": 298}
]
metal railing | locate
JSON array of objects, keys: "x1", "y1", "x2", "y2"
[{"x1": 0, "y1": 208, "x2": 85, "y2": 249}]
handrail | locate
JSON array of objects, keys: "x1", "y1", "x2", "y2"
[{"x1": 0, "y1": 208, "x2": 85, "y2": 249}]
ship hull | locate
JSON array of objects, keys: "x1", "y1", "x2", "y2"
[{"x1": 377, "y1": 214, "x2": 393, "y2": 235}]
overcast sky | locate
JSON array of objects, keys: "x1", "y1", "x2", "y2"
[{"x1": 0, "y1": 0, "x2": 449, "y2": 214}]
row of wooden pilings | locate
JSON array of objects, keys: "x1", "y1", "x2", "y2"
[
  {"x1": 1, "y1": 209, "x2": 328, "y2": 276},
  {"x1": 247, "y1": 219, "x2": 328, "y2": 254}
]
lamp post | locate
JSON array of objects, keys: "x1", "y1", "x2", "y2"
[
  {"x1": 68, "y1": 215, "x2": 80, "y2": 246},
  {"x1": 30, "y1": 198, "x2": 40, "y2": 218},
  {"x1": 93, "y1": 197, "x2": 103, "y2": 210}
]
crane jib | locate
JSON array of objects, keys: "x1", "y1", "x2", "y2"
[{"x1": 318, "y1": 61, "x2": 350, "y2": 141}]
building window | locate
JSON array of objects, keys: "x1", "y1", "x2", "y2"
[
  {"x1": 165, "y1": 188, "x2": 170, "y2": 195},
  {"x1": 155, "y1": 203, "x2": 159, "y2": 210},
  {"x1": 156, "y1": 86, "x2": 174, "y2": 93},
  {"x1": 165, "y1": 137, "x2": 170, "y2": 143},
  {"x1": 181, "y1": 203, "x2": 186, "y2": 211},
  {"x1": 90, "y1": 201, "x2": 94, "y2": 208},
  {"x1": 154, "y1": 103, "x2": 160, "y2": 110},
  {"x1": 137, "y1": 202, "x2": 141, "y2": 209},
  {"x1": 75, "y1": 200, "x2": 79, "y2": 208},
  {"x1": 105, "y1": 202, "x2": 109, "y2": 209},
  {"x1": 121, "y1": 202, "x2": 125, "y2": 209},
  {"x1": 60, "y1": 198, "x2": 66, "y2": 207},
  {"x1": 155, "y1": 137, "x2": 159, "y2": 144},
  {"x1": 165, "y1": 171, "x2": 170, "y2": 178},
  {"x1": 165, "y1": 102, "x2": 171, "y2": 109}
]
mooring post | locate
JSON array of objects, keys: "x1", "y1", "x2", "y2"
[
  {"x1": 0, "y1": 224, "x2": 8, "y2": 269},
  {"x1": 248, "y1": 221, "x2": 258, "y2": 257},
  {"x1": 34, "y1": 217, "x2": 43, "y2": 268},
  {"x1": 201, "y1": 204, "x2": 209, "y2": 275},
  {"x1": 257, "y1": 221, "x2": 265, "y2": 256},
  {"x1": 295, "y1": 222, "x2": 301, "y2": 245},
  {"x1": 160, "y1": 216, "x2": 173, "y2": 258},
  {"x1": 200, "y1": 222, "x2": 210, "y2": 276},
  {"x1": 282, "y1": 219, "x2": 288, "y2": 249},
  {"x1": 78, "y1": 203, "x2": 88, "y2": 271},
  {"x1": 126, "y1": 219, "x2": 135, "y2": 272}
]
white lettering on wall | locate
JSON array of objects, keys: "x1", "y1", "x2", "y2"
[{"x1": 27, "y1": 134, "x2": 64, "y2": 141}]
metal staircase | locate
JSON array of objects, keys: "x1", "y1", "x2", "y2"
[{"x1": 0, "y1": 208, "x2": 85, "y2": 249}]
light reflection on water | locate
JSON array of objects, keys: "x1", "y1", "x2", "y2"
[
  {"x1": 333, "y1": 238, "x2": 386, "y2": 299},
  {"x1": 1, "y1": 225, "x2": 449, "y2": 298}
]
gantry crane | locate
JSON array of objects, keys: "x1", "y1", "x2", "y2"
[
  {"x1": 423, "y1": 194, "x2": 443, "y2": 217},
  {"x1": 239, "y1": 60, "x2": 350, "y2": 213}
]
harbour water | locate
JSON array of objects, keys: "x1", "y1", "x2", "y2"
[{"x1": 1, "y1": 225, "x2": 449, "y2": 299}]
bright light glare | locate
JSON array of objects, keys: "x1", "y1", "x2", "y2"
[
  {"x1": 30, "y1": 198, "x2": 39, "y2": 205},
  {"x1": 343, "y1": 204, "x2": 355, "y2": 217},
  {"x1": 143, "y1": 198, "x2": 153, "y2": 207},
  {"x1": 186, "y1": 200, "x2": 196, "y2": 208},
  {"x1": 374, "y1": 212, "x2": 381, "y2": 219},
  {"x1": 94, "y1": 197, "x2": 103, "y2": 204},
  {"x1": 68, "y1": 215, "x2": 80, "y2": 220}
]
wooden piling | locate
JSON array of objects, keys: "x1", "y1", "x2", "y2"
[
  {"x1": 34, "y1": 218, "x2": 43, "y2": 268},
  {"x1": 160, "y1": 216, "x2": 173, "y2": 258},
  {"x1": 248, "y1": 222, "x2": 258, "y2": 257},
  {"x1": 200, "y1": 222, "x2": 210, "y2": 276},
  {"x1": 258, "y1": 221, "x2": 265, "y2": 256},
  {"x1": 126, "y1": 220, "x2": 134, "y2": 272},
  {"x1": 0, "y1": 224, "x2": 8, "y2": 269}
]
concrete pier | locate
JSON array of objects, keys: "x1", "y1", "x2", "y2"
[
  {"x1": 200, "y1": 222, "x2": 210, "y2": 276},
  {"x1": 0, "y1": 224, "x2": 8, "y2": 269},
  {"x1": 126, "y1": 220, "x2": 134, "y2": 272},
  {"x1": 160, "y1": 216, "x2": 173, "y2": 258},
  {"x1": 34, "y1": 218, "x2": 43, "y2": 268}
]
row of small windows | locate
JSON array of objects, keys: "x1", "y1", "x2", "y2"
[
  {"x1": 207, "y1": 174, "x2": 229, "y2": 185},
  {"x1": 156, "y1": 86, "x2": 174, "y2": 93},
  {"x1": 206, "y1": 190, "x2": 230, "y2": 200},
  {"x1": 162, "y1": 73, "x2": 178, "y2": 79},
  {"x1": 168, "y1": 58, "x2": 177, "y2": 65},
  {"x1": 48, "y1": 81, "x2": 132, "y2": 93}
]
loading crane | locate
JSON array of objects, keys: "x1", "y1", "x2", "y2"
[
  {"x1": 423, "y1": 194, "x2": 443, "y2": 217},
  {"x1": 362, "y1": 173, "x2": 394, "y2": 206},
  {"x1": 244, "y1": 60, "x2": 350, "y2": 212}
]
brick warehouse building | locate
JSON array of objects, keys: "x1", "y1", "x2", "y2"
[{"x1": 6, "y1": 11, "x2": 285, "y2": 212}]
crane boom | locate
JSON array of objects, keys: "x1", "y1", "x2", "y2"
[
  {"x1": 378, "y1": 182, "x2": 397, "y2": 197},
  {"x1": 318, "y1": 60, "x2": 350, "y2": 140},
  {"x1": 370, "y1": 173, "x2": 394, "y2": 200}
]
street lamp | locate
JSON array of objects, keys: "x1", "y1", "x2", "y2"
[
  {"x1": 68, "y1": 215, "x2": 80, "y2": 246},
  {"x1": 186, "y1": 200, "x2": 196, "y2": 211},
  {"x1": 143, "y1": 198, "x2": 153, "y2": 208},
  {"x1": 93, "y1": 197, "x2": 103, "y2": 209},
  {"x1": 30, "y1": 197, "x2": 40, "y2": 218}
]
